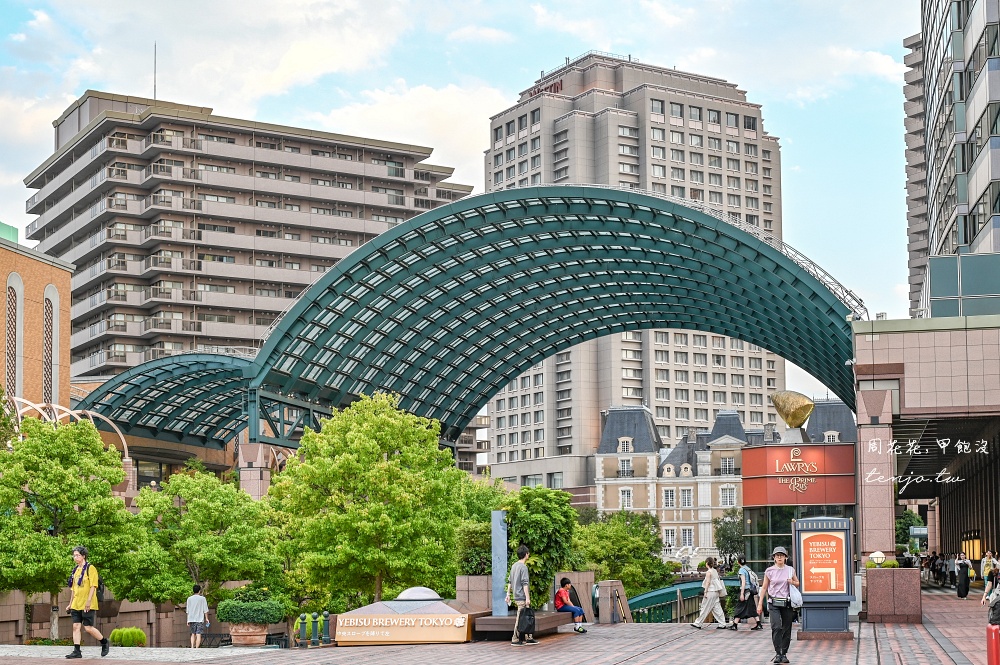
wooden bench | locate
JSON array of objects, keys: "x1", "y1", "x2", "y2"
[{"x1": 474, "y1": 611, "x2": 574, "y2": 641}]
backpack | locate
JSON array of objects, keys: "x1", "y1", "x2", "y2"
[
  {"x1": 67, "y1": 563, "x2": 105, "y2": 603},
  {"x1": 741, "y1": 566, "x2": 759, "y2": 594}
]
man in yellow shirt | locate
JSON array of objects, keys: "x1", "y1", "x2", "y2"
[{"x1": 65, "y1": 546, "x2": 109, "y2": 658}]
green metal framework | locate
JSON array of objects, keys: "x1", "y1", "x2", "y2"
[{"x1": 77, "y1": 186, "x2": 862, "y2": 447}]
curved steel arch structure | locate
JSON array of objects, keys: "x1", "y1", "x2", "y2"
[{"x1": 79, "y1": 186, "x2": 863, "y2": 446}]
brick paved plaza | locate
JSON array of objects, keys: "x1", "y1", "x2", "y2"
[{"x1": 0, "y1": 586, "x2": 988, "y2": 665}]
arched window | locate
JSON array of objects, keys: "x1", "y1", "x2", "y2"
[{"x1": 43, "y1": 297, "x2": 54, "y2": 403}]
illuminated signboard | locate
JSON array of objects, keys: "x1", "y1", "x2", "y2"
[
  {"x1": 742, "y1": 444, "x2": 856, "y2": 507},
  {"x1": 335, "y1": 614, "x2": 469, "y2": 645},
  {"x1": 798, "y1": 531, "x2": 848, "y2": 594}
]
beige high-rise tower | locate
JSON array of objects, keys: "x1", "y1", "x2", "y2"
[{"x1": 483, "y1": 53, "x2": 786, "y2": 503}]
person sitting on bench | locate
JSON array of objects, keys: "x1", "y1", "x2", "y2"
[{"x1": 554, "y1": 578, "x2": 587, "y2": 634}]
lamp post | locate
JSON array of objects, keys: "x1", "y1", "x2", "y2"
[{"x1": 870, "y1": 550, "x2": 886, "y2": 568}]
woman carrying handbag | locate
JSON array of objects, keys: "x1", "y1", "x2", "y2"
[
  {"x1": 757, "y1": 546, "x2": 800, "y2": 664},
  {"x1": 690, "y1": 557, "x2": 729, "y2": 629}
]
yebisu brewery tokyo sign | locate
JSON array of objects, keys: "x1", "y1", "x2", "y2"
[{"x1": 742, "y1": 444, "x2": 856, "y2": 507}]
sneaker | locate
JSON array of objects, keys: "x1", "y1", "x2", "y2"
[
  {"x1": 690, "y1": 623, "x2": 702, "y2": 629},
  {"x1": 575, "y1": 626, "x2": 588, "y2": 634},
  {"x1": 524, "y1": 638, "x2": 540, "y2": 645},
  {"x1": 778, "y1": 655, "x2": 790, "y2": 663},
  {"x1": 511, "y1": 641, "x2": 524, "y2": 647},
  {"x1": 65, "y1": 651, "x2": 82, "y2": 660},
  {"x1": 101, "y1": 639, "x2": 110, "y2": 657},
  {"x1": 751, "y1": 624, "x2": 764, "y2": 631}
]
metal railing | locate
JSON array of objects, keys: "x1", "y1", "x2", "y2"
[
  {"x1": 534, "y1": 184, "x2": 869, "y2": 319},
  {"x1": 540, "y1": 50, "x2": 639, "y2": 79}
]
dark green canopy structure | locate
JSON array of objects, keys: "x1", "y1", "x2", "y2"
[{"x1": 78, "y1": 185, "x2": 865, "y2": 447}]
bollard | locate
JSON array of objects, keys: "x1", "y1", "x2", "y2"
[
  {"x1": 989, "y1": 624, "x2": 1000, "y2": 665},
  {"x1": 675, "y1": 588, "x2": 683, "y2": 623},
  {"x1": 299, "y1": 613, "x2": 307, "y2": 648},
  {"x1": 322, "y1": 610, "x2": 331, "y2": 645},
  {"x1": 311, "y1": 612, "x2": 320, "y2": 646}
]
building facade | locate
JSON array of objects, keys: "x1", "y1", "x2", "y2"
[
  {"x1": 24, "y1": 91, "x2": 472, "y2": 379},
  {"x1": 905, "y1": 2, "x2": 1000, "y2": 317},
  {"x1": 1, "y1": 236, "x2": 73, "y2": 405},
  {"x1": 484, "y1": 53, "x2": 786, "y2": 498},
  {"x1": 594, "y1": 407, "x2": 776, "y2": 560}
]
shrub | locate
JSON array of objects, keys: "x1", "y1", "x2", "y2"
[
  {"x1": 455, "y1": 521, "x2": 492, "y2": 576},
  {"x1": 292, "y1": 613, "x2": 328, "y2": 641},
  {"x1": 865, "y1": 560, "x2": 877, "y2": 569},
  {"x1": 109, "y1": 627, "x2": 147, "y2": 647},
  {"x1": 216, "y1": 585, "x2": 285, "y2": 625},
  {"x1": 882, "y1": 560, "x2": 900, "y2": 569},
  {"x1": 25, "y1": 638, "x2": 73, "y2": 646}
]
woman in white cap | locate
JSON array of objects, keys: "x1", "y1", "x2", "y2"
[{"x1": 756, "y1": 546, "x2": 799, "y2": 664}]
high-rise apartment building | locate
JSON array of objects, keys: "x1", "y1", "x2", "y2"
[
  {"x1": 905, "y1": 4, "x2": 1000, "y2": 318},
  {"x1": 24, "y1": 91, "x2": 471, "y2": 378},
  {"x1": 484, "y1": 53, "x2": 786, "y2": 502}
]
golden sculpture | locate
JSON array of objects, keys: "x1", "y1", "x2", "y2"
[{"x1": 769, "y1": 391, "x2": 815, "y2": 428}]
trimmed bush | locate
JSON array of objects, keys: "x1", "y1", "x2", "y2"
[
  {"x1": 25, "y1": 638, "x2": 73, "y2": 646},
  {"x1": 216, "y1": 586, "x2": 285, "y2": 626},
  {"x1": 292, "y1": 614, "x2": 326, "y2": 640},
  {"x1": 882, "y1": 560, "x2": 900, "y2": 568},
  {"x1": 109, "y1": 627, "x2": 147, "y2": 647}
]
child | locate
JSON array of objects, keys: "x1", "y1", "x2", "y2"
[{"x1": 554, "y1": 578, "x2": 587, "y2": 634}]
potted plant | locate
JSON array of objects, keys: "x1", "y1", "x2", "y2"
[{"x1": 216, "y1": 586, "x2": 285, "y2": 646}]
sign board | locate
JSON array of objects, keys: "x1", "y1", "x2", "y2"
[
  {"x1": 909, "y1": 526, "x2": 928, "y2": 537},
  {"x1": 798, "y1": 531, "x2": 848, "y2": 594},
  {"x1": 335, "y1": 614, "x2": 469, "y2": 645},
  {"x1": 742, "y1": 444, "x2": 856, "y2": 507}
]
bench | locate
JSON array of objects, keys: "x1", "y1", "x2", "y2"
[
  {"x1": 474, "y1": 611, "x2": 574, "y2": 641},
  {"x1": 266, "y1": 632, "x2": 289, "y2": 648}
]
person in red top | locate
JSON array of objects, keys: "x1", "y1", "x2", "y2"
[{"x1": 555, "y1": 578, "x2": 587, "y2": 634}]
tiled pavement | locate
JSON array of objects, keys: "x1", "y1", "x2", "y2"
[{"x1": 0, "y1": 584, "x2": 989, "y2": 665}]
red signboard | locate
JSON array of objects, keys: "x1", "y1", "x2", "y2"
[
  {"x1": 742, "y1": 444, "x2": 855, "y2": 507},
  {"x1": 798, "y1": 531, "x2": 848, "y2": 594}
]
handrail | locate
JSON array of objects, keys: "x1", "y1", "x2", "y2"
[{"x1": 530, "y1": 183, "x2": 868, "y2": 320}]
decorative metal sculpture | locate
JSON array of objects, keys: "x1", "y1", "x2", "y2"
[{"x1": 769, "y1": 390, "x2": 815, "y2": 429}]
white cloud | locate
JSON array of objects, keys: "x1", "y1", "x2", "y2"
[
  {"x1": 638, "y1": 0, "x2": 691, "y2": 28},
  {"x1": 530, "y1": 4, "x2": 611, "y2": 51},
  {"x1": 447, "y1": 25, "x2": 513, "y2": 43},
  {"x1": 9, "y1": 33, "x2": 26, "y2": 42},
  {"x1": 307, "y1": 81, "x2": 511, "y2": 192}
]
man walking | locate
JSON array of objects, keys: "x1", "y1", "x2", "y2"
[
  {"x1": 185, "y1": 585, "x2": 210, "y2": 648},
  {"x1": 506, "y1": 544, "x2": 537, "y2": 646},
  {"x1": 65, "y1": 546, "x2": 109, "y2": 659}
]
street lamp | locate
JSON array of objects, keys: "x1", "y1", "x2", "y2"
[{"x1": 869, "y1": 550, "x2": 886, "y2": 568}]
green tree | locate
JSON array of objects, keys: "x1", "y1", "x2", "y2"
[
  {"x1": 455, "y1": 521, "x2": 492, "y2": 576},
  {"x1": 454, "y1": 474, "x2": 508, "y2": 522},
  {"x1": 503, "y1": 486, "x2": 577, "y2": 606},
  {"x1": 573, "y1": 511, "x2": 678, "y2": 598},
  {"x1": 122, "y1": 467, "x2": 278, "y2": 605},
  {"x1": 574, "y1": 506, "x2": 600, "y2": 526},
  {"x1": 712, "y1": 508, "x2": 745, "y2": 568},
  {"x1": 895, "y1": 509, "x2": 924, "y2": 546},
  {"x1": 0, "y1": 419, "x2": 141, "y2": 639},
  {"x1": 0, "y1": 389, "x2": 15, "y2": 445},
  {"x1": 268, "y1": 392, "x2": 465, "y2": 603}
]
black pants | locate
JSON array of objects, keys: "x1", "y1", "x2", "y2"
[{"x1": 769, "y1": 603, "x2": 794, "y2": 655}]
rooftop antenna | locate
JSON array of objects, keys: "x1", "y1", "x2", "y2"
[{"x1": 153, "y1": 42, "x2": 157, "y2": 100}]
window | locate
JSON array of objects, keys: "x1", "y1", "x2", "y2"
[
  {"x1": 655, "y1": 387, "x2": 669, "y2": 400},
  {"x1": 675, "y1": 407, "x2": 689, "y2": 419},
  {"x1": 744, "y1": 116, "x2": 758, "y2": 131},
  {"x1": 651, "y1": 127, "x2": 666, "y2": 141},
  {"x1": 745, "y1": 143, "x2": 759, "y2": 157},
  {"x1": 556, "y1": 389, "x2": 571, "y2": 400},
  {"x1": 681, "y1": 488, "x2": 693, "y2": 508},
  {"x1": 681, "y1": 528, "x2": 694, "y2": 547},
  {"x1": 675, "y1": 389, "x2": 689, "y2": 401},
  {"x1": 619, "y1": 126, "x2": 639, "y2": 137},
  {"x1": 825, "y1": 432, "x2": 840, "y2": 443},
  {"x1": 655, "y1": 406, "x2": 670, "y2": 418},
  {"x1": 518, "y1": 114, "x2": 528, "y2": 131},
  {"x1": 707, "y1": 109, "x2": 721, "y2": 124},
  {"x1": 663, "y1": 489, "x2": 676, "y2": 507},
  {"x1": 652, "y1": 164, "x2": 667, "y2": 178},
  {"x1": 670, "y1": 131, "x2": 684, "y2": 144},
  {"x1": 668, "y1": 101, "x2": 682, "y2": 117},
  {"x1": 506, "y1": 120, "x2": 515, "y2": 136},
  {"x1": 620, "y1": 488, "x2": 633, "y2": 509},
  {"x1": 670, "y1": 149, "x2": 685, "y2": 162},
  {"x1": 709, "y1": 173, "x2": 723, "y2": 186},
  {"x1": 750, "y1": 375, "x2": 763, "y2": 388},
  {"x1": 199, "y1": 133, "x2": 235, "y2": 144},
  {"x1": 530, "y1": 108, "x2": 541, "y2": 124},
  {"x1": 670, "y1": 167, "x2": 685, "y2": 180},
  {"x1": 709, "y1": 191, "x2": 723, "y2": 204},
  {"x1": 689, "y1": 106, "x2": 703, "y2": 121},
  {"x1": 656, "y1": 368, "x2": 669, "y2": 381},
  {"x1": 721, "y1": 486, "x2": 736, "y2": 507},
  {"x1": 623, "y1": 387, "x2": 643, "y2": 398},
  {"x1": 618, "y1": 438, "x2": 633, "y2": 454},
  {"x1": 727, "y1": 194, "x2": 741, "y2": 207},
  {"x1": 708, "y1": 137, "x2": 722, "y2": 151},
  {"x1": 652, "y1": 146, "x2": 666, "y2": 160},
  {"x1": 531, "y1": 155, "x2": 541, "y2": 169},
  {"x1": 530, "y1": 137, "x2": 541, "y2": 151},
  {"x1": 721, "y1": 457, "x2": 735, "y2": 475},
  {"x1": 689, "y1": 134, "x2": 703, "y2": 147},
  {"x1": 762, "y1": 149, "x2": 772, "y2": 160},
  {"x1": 693, "y1": 353, "x2": 707, "y2": 365},
  {"x1": 725, "y1": 112, "x2": 739, "y2": 127},
  {"x1": 694, "y1": 371, "x2": 708, "y2": 384},
  {"x1": 619, "y1": 163, "x2": 639, "y2": 174},
  {"x1": 671, "y1": 186, "x2": 685, "y2": 197},
  {"x1": 652, "y1": 99, "x2": 666, "y2": 114},
  {"x1": 689, "y1": 170, "x2": 704, "y2": 184},
  {"x1": 694, "y1": 389, "x2": 708, "y2": 402}
]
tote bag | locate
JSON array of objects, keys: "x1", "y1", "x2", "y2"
[{"x1": 789, "y1": 584, "x2": 803, "y2": 609}]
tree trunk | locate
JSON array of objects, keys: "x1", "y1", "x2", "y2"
[
  {"x1": 49, "y1": 589, "x2": 60, "y2": 640},
  {"x1": 374, "y1": 574, "x2": 383, "y2": 603}
]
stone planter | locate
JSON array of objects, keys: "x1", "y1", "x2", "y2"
[
  {"x1": 229, "y1": 623, "x2": 268, "y2": 646},
  {"x1": 866, "y1": 567, "x2": 921, "y2": 623}
]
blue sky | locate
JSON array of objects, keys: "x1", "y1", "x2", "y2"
[{"x1": 0, "y1": 0, "x2": 920, "y2": 396}]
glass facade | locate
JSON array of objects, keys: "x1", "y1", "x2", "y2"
[{"x1": 744, "y1": 505, "x2": 855, "y2": 571}]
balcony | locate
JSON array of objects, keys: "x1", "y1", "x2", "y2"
[{"x1": 617, "y1": 469, "x2": 635, "y2": 478}]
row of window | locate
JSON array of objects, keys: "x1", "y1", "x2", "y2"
[
  {"x1": 494, "y1": 392, "x2": 545, "y2": 410},
  {"x1": 495, "y1": 447, "x2": 546, "y2": 463},
  {"x1": 652, "y1": 100, "x2": 758, "y2": 133},
  {"x1": 618, "y1": 485, "x2": 736, "y2": 511},
  {"x1": 625, "y1": 331, "x2": 766, "y2": 351},
  {"x1": 492, "y1": 109, "x2": 543, "y2": 143}
]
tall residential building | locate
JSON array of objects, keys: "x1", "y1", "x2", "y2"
[
  {"x1": 25, "y1": 91, "x2": 472, "y2": 378},
  {"x1": 484, "y1": 53, "x2": 785, "y2": 503},
  {"x1": 905, "y1": 5, "x2": 1000, "y2": 319}
]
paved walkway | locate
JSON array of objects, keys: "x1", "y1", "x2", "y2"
[{"x1": 0, "y1": 584, "x2": 989, "y2": 665}]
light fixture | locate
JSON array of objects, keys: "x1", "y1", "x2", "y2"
[{"x1": 869, "y1": 550, "x2": 885, "y2": 567}]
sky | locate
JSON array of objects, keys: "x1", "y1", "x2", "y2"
[{"x1": 0, "y1": 0, "x2": 921, "y2": 398}]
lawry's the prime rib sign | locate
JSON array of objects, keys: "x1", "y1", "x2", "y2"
[{"x1": 743, "y1": 444, "x2": 856, "y2": 507}]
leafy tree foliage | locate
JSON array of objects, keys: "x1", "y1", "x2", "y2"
[
  {"x1": 573, "y1": 511, "x2": 678, "y2": 598},
  {"x1": 454, "y1": 474, "x2": 509, "y2": 522},
  {"x1": 712, "y1": 507, "x2": 746, "y2": 568},
  {"x1": 895, "y1": 509, "x2": 924, "y2": 546},
  {"x1": 268, "y1": 393, "x2": 465, "y2": 603},
  {"x1": 503, "y1": 486, "x2": 577, "y2": 606},
  {"x1": 0, "y1": 419, "x2": 141, "y2": 638},
  {"x1": 123, "y1": 467, "x2": 278, "y2": 605},
  {"x1": 455, "y1": 521, "x2": 492, "y2": 576}
]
